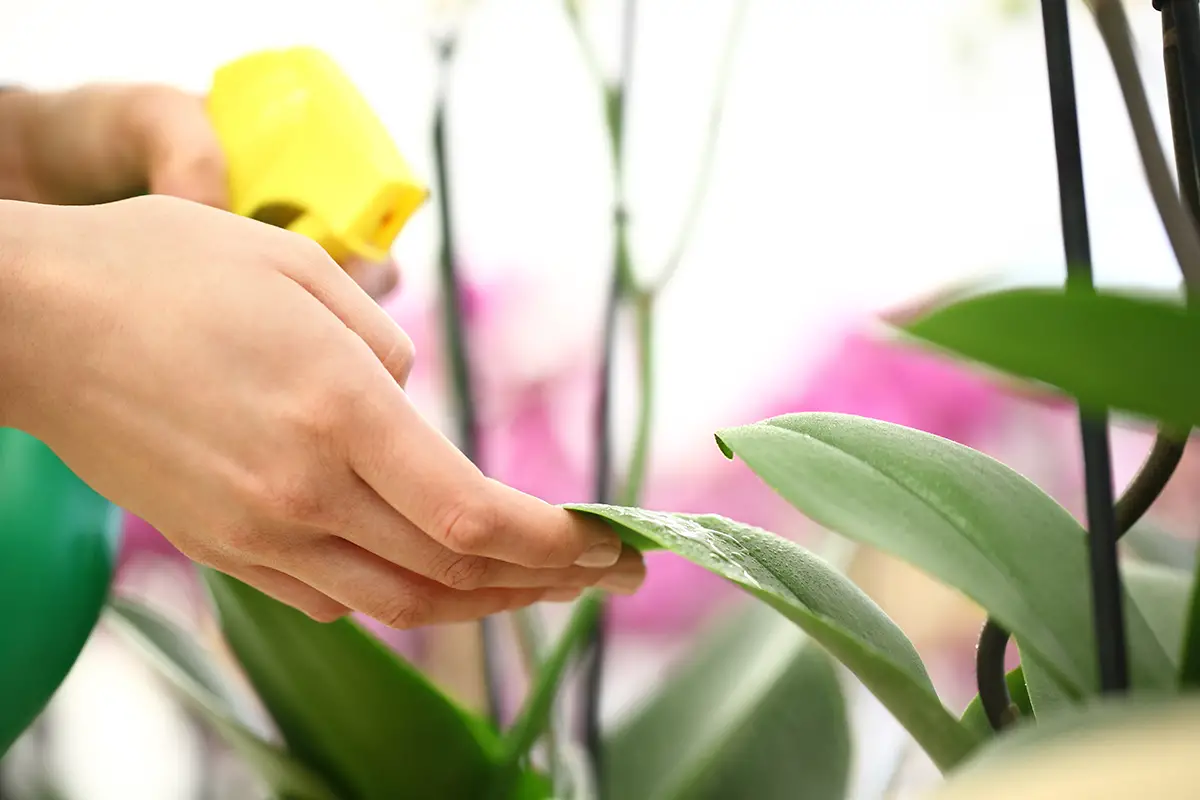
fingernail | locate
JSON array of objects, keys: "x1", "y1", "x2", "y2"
[
  {"x1": 543, "y1": 588, "x2": 582, "y2": 603},
  {"x1": 596, "y1": 572, "x2": 643, "y2": 595},
  {"x1": 574, "y1": 539, "x2": 622, "y2": 568}
]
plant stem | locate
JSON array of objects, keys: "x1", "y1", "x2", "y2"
[
  {"x1": 651, "y1": 0, "x2": 751, "y2": 292},
  {"x1": 510, "y1": 608, "x2": 564, "y2": 788},
  {"x1": 491, "y1": 592, "x2": 604, "y2": 800},
  {"x1": 617, "y1": 289, "x2": 655, "y2": 506},
  {"x1": 581, "y1": 0, "x2": 639, "y2": 787},
  {"x1": 561, "y1": 0, "x2": 752, "y2": 785},
  {"x1": 1158, "y1": 0, "x2": 1200, "y2": 686},
  {"x1": 1091, "y1": 0, "x2": 1200, "y2": 291},
  {"x1": 431, "y1": 33, "x2": 505, "y2": 727}
]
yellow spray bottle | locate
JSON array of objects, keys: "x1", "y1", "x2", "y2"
[
  {"x1": 208, "y1": 46, "x2": 429, "y2": 264},
  {"x1": 0, "y1": 46, "x2": 427, "y2": 755}
]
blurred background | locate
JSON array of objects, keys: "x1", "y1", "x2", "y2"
[{"x1": 2, "y1": 0, "x2": 1198, "y2": 797}]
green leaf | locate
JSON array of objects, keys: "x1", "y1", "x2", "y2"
[
  {"x1": 604, "y1": 599, "x2": 851, "y2": 800},
  {"x1": 1021, "y1": 558, "x2": 1192, "y2": 717},
  {"x1": 106, "y1": 597, "x2": 338, "y2": 800},
  {"x1": 567, "y1": 504, "x2": 978, "y2": 771},
  {"x1": 902, "y1": 288, "x2": 1200, "y2": 429},
  {"x1": 201, "y1": 569, "x2": 503, "y2": 800},
  {"x1": 1123, "y1": 522, "x2": 1196, "y2": 571},
  {"x1": 715, "y1": 413, "x2": 1175, "y2": 699},
  {"x1": 1124, "y1": 560, "x2": 1191, "y2": 665},
  {"x1": 1161, "y1": 554, "x2": 1200, "y2": 685},
  {"x1": 1017, "y1": 649, "x2": 1072, "y2": 720},
  {"x1": 960, "y1": 666, "x2": 1034, "y2": 738}
]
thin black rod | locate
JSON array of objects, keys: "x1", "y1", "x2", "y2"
[
  {"x1": 1042, "y1": 0, "x2": 1128, "y2": 695},
  {"x1": 583, "y1": 0, "x2": 639, "y2": 788},
  {"x1": 977, "y1": 0, "x2": 1196, "y2": 731},
  {"x1": 1171, "y1": 0, "x2": 1200, "y2": 173},
  {"x1": 432, "y1": 37, "x2": 504, "y2": 726}
]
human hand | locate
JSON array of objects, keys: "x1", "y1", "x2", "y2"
[
  {"x1": 1, "y1": 83, "x2": 399, "y2": 298},
  {"x1": 0, "y1": 196, "x2": 644, "y2": 626}
]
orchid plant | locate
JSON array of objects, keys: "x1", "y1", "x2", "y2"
[{"x1": 92, "y1": 0, "x2": 1200, "y2": 798}]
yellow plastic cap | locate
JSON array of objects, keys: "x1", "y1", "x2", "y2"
[{"x1": 207, "y1": 46, "x2": 428, "y2": 263}]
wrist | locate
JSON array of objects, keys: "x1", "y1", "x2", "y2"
[
  {"x1": 0, "y1": 86, "x2": 145, "y2": 206},
  {"x1": 0, "y1": 89, "x2": 39, "y2": 203},
  {"x1": 0, "y1": 200, "x2": 64, "y2": 430}
]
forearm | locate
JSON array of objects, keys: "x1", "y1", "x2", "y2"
[
  {"x1": 0, "y1": 90, "x2": 39, "y2": 202},
  {"x1": 0, "y1": 87, "x2": 145, "y2": 205}
]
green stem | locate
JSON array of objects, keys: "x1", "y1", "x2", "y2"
[
  {"x1": 431, "y1": 34, "x2": 504, "y2": 726},
  {"x1": 651, "y1": 0, "x2": 751, "y2": 292},
  {"x1": 510, "y1": 608, "x2": 562, "y2": 787},
  {"x1": 491, "y1": 592, "x2": 605, "y2": 798},
  {"x1": 617, "y1": 290, "x2": 654, "y2": 507}
]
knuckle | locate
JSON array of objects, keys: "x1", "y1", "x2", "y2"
[
  {"x1": 435, "y1": 498, "x2": 498, "y2": 556},
  {"x1": 375, "y1": 590, "x2": 435, "y2": 630},
  {"x1": 431, "y1": 553, "x2": 491, "y2": 591},
  {"x1": 382, "y1": 330, "x2": 416, "y2": 386},
  {"x1": 250, "y1": 469, "x2": 326, "y2": 525},
  {"x1": 296, "y1": 383, "x2": 356, "y2": 439},
  {"x1": 220, "y1": 526, "x2": 268, "y2": 558}
]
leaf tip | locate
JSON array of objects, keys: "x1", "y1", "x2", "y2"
[{"x1": 714, "y1": 431, "x2": 735, "y2": 459}]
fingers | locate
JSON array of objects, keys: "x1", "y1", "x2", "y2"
[
  {"x1": 269, "y1": 537, "x2": 558, "y2": 629},
  {"x1": 132, "y1": 87, "x2": 230, "y2": 209},
  {"x1": 320, "y1": 480, "x2": 646, "y2": 592},
  {"x1": 222, "y1": 564, "x2": 349, "y2": 623},
  {"x1": 342, "y1": 256, "x2": 401, "y2": 301},
  {"x1": 284, "y1": 247, "x2": 415, "y2": 386},
  {"x1": 344, "y1": 389, "x2": 624, "y2": 569}
]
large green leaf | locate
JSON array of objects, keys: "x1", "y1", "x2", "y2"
[
  {"x1": 567, "y1": 505, "x2": 977, "y2": 771},
  {"x1": 106, "y1": 597, "x2": 338, "y2": 800},
  {"x1": 715, "y1": 413, "x2": 1175, "y2": 699},
  {"x1": 201, "y1": 569, "x2": 505, "y2": 799},
  {"x1": 902, "y1": 288, "x2": 1200, "y2": 429},
  {"x1": 604, "y1": 599, "x2": 851, "y2": 800}
]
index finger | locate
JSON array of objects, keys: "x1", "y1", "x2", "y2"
[{"x1": 344, "y1": 379, "x2": 623, "y2": 569}]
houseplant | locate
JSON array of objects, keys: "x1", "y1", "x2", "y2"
[{"x1": 46, "y1": 0, "x2": 1200, "y2": 797}]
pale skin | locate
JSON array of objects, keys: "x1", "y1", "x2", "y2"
[{"x1": 0, "y1": 84, "x2": 645, "y2": 627}]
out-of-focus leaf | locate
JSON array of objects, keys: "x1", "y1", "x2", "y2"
[
  {"x1": 202, "y1": 570, "x2": 505, "y2": 799},
  {"x1": 714, "y1": 413, "x2": 1175, "y2": 698},
  {"x1": 605, "y1": 599, "x2": 850, "y2": 800},
  {"x1": 933, "y1": 697, "x2": 1200, "y2": 800},
  {"x1": 960, "y1": 666, "x2": 1034, "y2": 738},
  {"x1": 902, "y1": 288, "x2": 1200, "y2": 429},
  {"x1": 567, "y1": 505, "x2": 977, "y2": 771},
  {"x1": 106, "y1": 597, "x2": 337, "y2": 800}
]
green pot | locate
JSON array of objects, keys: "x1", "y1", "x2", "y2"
[{"x1": 0, "y1": 428, "x2": 120, "y2": 755}]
